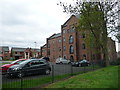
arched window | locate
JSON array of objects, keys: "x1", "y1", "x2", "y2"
[
  {"x1": 70, "y1": 45, "x2": 74, "y2": 54},
  {"x1": 69, "y1": 35, "x2": 74, "y2": 43}
]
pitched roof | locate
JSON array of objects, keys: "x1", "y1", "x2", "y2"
[
  {"x1": 0, "y1": 46, "x2": 9, "y2": 51},
  {"x1": 11, "y1": 47, "x2": 26, "y2": 52},
  {"x1": 31, "y1": 48, "x2": 40, "y2": 52},
  {"x1": 48, "y1": 33, "x2": 61, "y2": 40},
  {"x1": 62, "y1": 15, "x2": 79, "y2": 27}
]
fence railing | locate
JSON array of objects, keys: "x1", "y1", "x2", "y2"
[{"x1": 2, "y1": 63, "x2": 103, "y2": 89}]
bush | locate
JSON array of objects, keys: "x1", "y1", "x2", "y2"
[{"x1": 110, "y1": 58, "x2": 120, "y2": 65}]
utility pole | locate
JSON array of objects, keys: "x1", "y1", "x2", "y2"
[{"x1": 34, "y1": 42, "x2": 37, "y2": 58}]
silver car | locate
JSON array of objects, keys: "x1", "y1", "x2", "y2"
[{"x1": 56, "y1": 58, "x2": 70, "y2": 64}]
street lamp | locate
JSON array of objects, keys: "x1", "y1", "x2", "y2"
[{"x1": 34, "y1": 42, "x2": 37, "y2": 58}]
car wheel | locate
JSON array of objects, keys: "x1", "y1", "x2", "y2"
[
  {"x1": 60, "y1": 62, "x2": 63, "y2": 64},
  {"x1": 45, "y1": 69, "x2": 50, "y2": 75},
  {"x1": 78, "y1": 64, "x2": 81, "y2": 67},
  {"x1": 17, "y1": 72, "x2": 24, "y2": 78}
]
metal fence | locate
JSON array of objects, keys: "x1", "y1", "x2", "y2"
[{"x1": 2, "y1": 63, "x2": 104, "y2": 89}]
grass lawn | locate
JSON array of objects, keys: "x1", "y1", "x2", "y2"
[
  {"x1": 2, "y1": 74, "x2": 71, "y2": 88},
  {"x1": 46, "y1": 66, "x2": 119, "y2": 88}
]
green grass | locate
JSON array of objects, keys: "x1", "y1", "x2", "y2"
[
  {"x1": 2, "y1": 65, "x2": 102, "y2": 88},
  {"x1": 2, "y1": 74, "x2": 71, "y2": 88},
  {"x1": 47, "y1": 66, "x2": 119, "y2": 88}
]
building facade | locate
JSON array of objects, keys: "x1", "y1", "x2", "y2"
[
  {"x1": 0, "y1": 46, "x2": 10, "y2": 60},
  {"x1": 40, "y1": 15, "x2": 117, "y2": 63},
  {"x1": 11, "y1": 47, "x2": 40, "y2": 60}
]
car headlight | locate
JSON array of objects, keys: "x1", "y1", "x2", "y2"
[
  {"x1": 2, "y1": 66, "x2": 6, "y2": 69},
  {"x1": 12, "y1": 67, "x2": 19, "y2": 71}
]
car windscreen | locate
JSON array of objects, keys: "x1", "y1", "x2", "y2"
[
  {"x1": 11, "y1": 60, "x2": 20, "y2": 64},
  {"x1": 11, "y1": 60, "x2": 26, "y2": 64},
  {"x1": 19, "y1": 59, "x2": 31, "y2": 65}
]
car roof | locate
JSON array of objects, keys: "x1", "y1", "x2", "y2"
[{"x1": 19, "y1": 59, "x2": 46, "y2": 65}]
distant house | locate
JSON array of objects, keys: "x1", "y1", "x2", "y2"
[
  {"x1": 11, "y1": 47, "x2": 41, "y2": 60},
  {"x1": 0, "y1": 46, "x2": 10, "y2": 60},
  {"x1": 30, "y1": 48, "x2": 41, "y2": 58},
  {"x1": 11, "y1": 47, "x2": 26, "y2": 60}
]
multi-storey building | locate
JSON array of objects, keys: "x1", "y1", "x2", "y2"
[
  {"x1": 41, "y1": 15, "x2": 117, "y2": 63},
  {"x1": 47, "y1": 33, "x2": 62, "y2": 62}
]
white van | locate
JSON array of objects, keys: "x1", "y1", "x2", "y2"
[{"x1": 56, "y1": 58, "x2": 70, "y2": 64}]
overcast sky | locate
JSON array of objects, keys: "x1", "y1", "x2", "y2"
[{"x1": 0, "y1": 0, "x2": 119, "y2": 52}]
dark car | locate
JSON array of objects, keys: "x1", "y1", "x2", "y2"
[
  {"x1": 72, "y1": 60, "x2": 90, "y2": 67},
  {"x1": 7, "y1": 59, "x2": 51, "y2": 78}
]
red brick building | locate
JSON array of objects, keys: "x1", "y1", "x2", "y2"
[
  {"x1": 41, "y1": 44, "x2": 47, "y2": 57},
  {"x1": 0, "y1": 46, "x2": 10, "y2": 60},
  {"x1": 47, "y1": 33, "x2": 62, "y2": 62},
  {"x1": 41, "y1": 15, "x2": 117, "y2": 63},
  {"x1": 11, "y1": 47, "x2": 40, "y2": 60}
]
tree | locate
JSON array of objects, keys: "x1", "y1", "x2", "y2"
[{"x1": 58, "y1": 0, "x2": 119, "y2": 66}]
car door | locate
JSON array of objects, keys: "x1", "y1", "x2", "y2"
[
  {"x1": 23, "y1": 60, "x2": 39, "y2": 75},
  {"x1": 37, "y1": 60, "x2": 47, "y2": 74}
]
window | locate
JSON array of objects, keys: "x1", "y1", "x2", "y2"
[
  {"x1": 63, "y1": 46, "x2": 66, "y2": 51},
  {"x1": 69, "y1": 35, "x2": 74, "y2": 43},
  {"x1": 48, "y1": 49, "x2": 50, "y2": 55},
  {"x1": 58, "y1": 39, "x2": 61, "y2": 43},
  {"x1": 48, "y1": 43, "x2": 50, "y2": 48},
  {"x1": 20, "y1": 52, "x2": 23, "y2": 54},
  {"x1": 53, "y1": 40, "x2": 54, "y2": 44},
  {"x1": 83, "y1": 54, "x2": 86, "y2": 59},
  {"x1": 59, "y1": 47, "x2": 61, "y2": 52},
  {"x1": 63, "y1": 30, "x2": 66, "y2": 33},
  {"x1": 71, "y1": 27, "x2": 75, "y2": 32},
  {"x1": 63, "y1": 38, "x2": 66, "y2": 42},
  {"x1": 70, "y1": 45, "x2": 74, "y2": 54},
  {"x1": 64, "y1": 55, "x2": 66, "y2": 59},
  {"x1": 82, "y1": 43, "x2": 86, "y2": 49}
]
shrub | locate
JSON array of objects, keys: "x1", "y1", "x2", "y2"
[{"x1": 110, "y1": 58, "x2": 120, "y2": 65}]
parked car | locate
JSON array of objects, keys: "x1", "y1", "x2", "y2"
[
  {"x1": 40, "y1": 57, "x2": 50, "y2": 61},
  {"x1": 56, "y1": 58, "x2": 70, "y2": 64},
  {"x1": 7, "y1": 59, "x2": 51, "y2": 78},
  {"x1": 0, "y1": 57, "x2": 2, "y2": 61},
  {"x1": 72, "y1": 60, "x2": 90, "y2": 67},
  {"x1": 1, "y1": 59, "x2": 27, "y2": 73}
]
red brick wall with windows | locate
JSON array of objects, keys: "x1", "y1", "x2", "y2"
[{"x1": 47, "y1": 35, "x2": 62, "y2": 62}]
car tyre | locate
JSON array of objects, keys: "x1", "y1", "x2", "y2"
[
  {"x1": 17, "y1": 72, "x2": 24, "y2": 78},
  {"x1": 45, "y1": 69, "x2": 50, "y2": 75},
  {"x1": 78, "y1": 64, "x2": 81, "y2": 67},
  {"x1": 60, "y1": 62, "x2": 63, "y2": 64}
]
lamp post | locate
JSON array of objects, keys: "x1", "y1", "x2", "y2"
[{"x1": 34, "y1": 42, "x2": 37, "y2": 58}]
